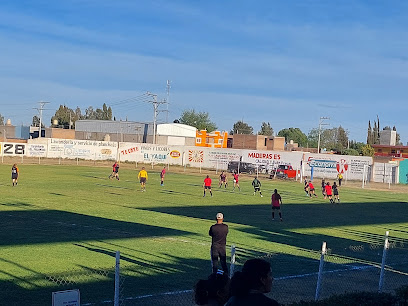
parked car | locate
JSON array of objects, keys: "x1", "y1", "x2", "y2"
[
  {"x1": 227, "y1": 162, "x2": 265, "y2": 174},
  {"x1": 269, "y1": 164, "x2": 299, "y2": 179}
]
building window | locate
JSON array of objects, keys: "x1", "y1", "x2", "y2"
[
  {"x1": 391, "y1": 150, "x2": 396, "y2": 154},
  {"x1": 264, "y1": 138, "x2": 267, "y2": 146},
  {"x1": 196, "y1": 138, "x2": 201, "y2": 144},
  {"x1": 378, "y1": 149, "x2": 382, "y2": 153}
]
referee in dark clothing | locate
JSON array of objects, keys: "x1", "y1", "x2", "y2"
[{"x1": 209, "y1": 212, "x2": 229, "y2": 274}]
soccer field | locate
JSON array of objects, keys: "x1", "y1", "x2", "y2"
[{"x1": 1, "y1": 162, "x2": 407, "y2": 305}]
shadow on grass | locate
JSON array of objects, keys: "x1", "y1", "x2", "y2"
[{"x1": 0, "y1": 209, "x2": 194, "y2": 246}]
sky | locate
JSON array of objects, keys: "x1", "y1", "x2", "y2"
[{"x1": 1, "y1": 0, "x2": 408, "y2": 144}]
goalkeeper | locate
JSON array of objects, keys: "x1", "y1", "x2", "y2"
[{"x1": 252, "y1": 177, "x2": 263, "y2": 197}]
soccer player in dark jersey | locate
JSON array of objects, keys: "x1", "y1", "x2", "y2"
[
  {"x1": 209, "y1": 213, "x2": 229, "y2": 274},
  {"x1": 219, "y1": 171, "x2": 228, "y2": 188},
  {"x1": 203, "y1": 175, "x2": 213, "y2": 197},
  {"x1": 325, "y1": 182, "x2": 334, "y2": 203},
  {"x1": 308, "y1": 181, "x2": 317, "y2": 197},
  {"x1": 11, "y1": 164, "x2": 19, "y2": 186},
  {"x1": 332, "y1": 182, "x2": 340, "y2": 203},
  {"x1": 321, "y1": 179, "x2": 326, "y2": 198},
  {"x1": 304, "y1": 178, "x2": 309, "y2": 196},
  {"x1": 252, "y1": 177, "x2": 263, "y2": 197},
  {"x1": 271, "y1": 189, "x2": 282, "y2": 221},
  {"x1": 160, "y1": 166, "x2": 166, "y2": 186},
  {"x1": 109, "y1": 162, "x2": 120, "y2": 180},
  {"x1": 232, "y1": 171, "x2": 240, "y2": 191}
]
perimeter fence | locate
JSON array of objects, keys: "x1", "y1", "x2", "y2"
[{"x1": 50, "y1": 231, "x2": 406, "y2": 305}]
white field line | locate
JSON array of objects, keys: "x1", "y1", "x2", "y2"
[{"x1": 82, "y1": 263, "x2": 378, "y2": 305}]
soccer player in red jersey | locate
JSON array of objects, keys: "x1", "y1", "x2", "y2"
[
  {"x1": 203, "y1": 175, "x2": 213, "y2": 197},
  {"x1": 308, "y1": 180, "x2": 317, "y2": 197},
  {"x1": 325, "y1": 182, "x2": 334, "y2": 203},
  {"x1": 232, "y1": 171, "x2": 241, "y2": 191},
  {"x1": 109, "y1": 161, "x2": 120, "y2": 180},
  {"x1": 160, "y1": 166, "x2": 166, "y2": 186}
]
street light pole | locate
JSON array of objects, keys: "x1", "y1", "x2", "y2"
[{"x1": 317, "y1": 117, "x2": 330, "y2": 153}]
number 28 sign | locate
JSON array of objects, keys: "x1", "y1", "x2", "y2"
[{"x1": 1, "y1": 143, "x2": 26, "y2": 155}]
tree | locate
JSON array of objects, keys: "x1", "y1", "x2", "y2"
[
  {"x1": 367, "y1": 120, "x2": 373, "y2": 145},
  {"x1": 361, "y1": 144, "x2": 375, "y2": 157},
  {"x1": 349, "y1": 140, "x2": 365, "y2": 153},
  {"x1": 0, "y1": 113, "x2": 4, "y2": 125},
  {"x1": 32, "y1": 115, "x2": 44, "y2": 127},
  {"x1": 278, "y1": 128, "x2": 308, "y2": 147},
  {"x1": 51, "y1": 105, "x2": 75, "y2": 128},
  {"x1": 258, "y1": 122, "x2": 273, "y2": 136},
  {"x1": 179, "y1": 109, "x2": 217, "y2": 132},
  {"x1": 343, "y1": 148, "x2": 360, "y2": 156},
  {"x1": 231, "y1": 120, "x2": 253, "y2": 135},
  {"x1": 308, "y1": 126, "x2": 349, "y2": 152}
]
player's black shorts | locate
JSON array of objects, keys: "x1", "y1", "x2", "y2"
[
  {"x1": 204, "y1": 186, "x2": 211, "y2": 189},
  {"x1": 272, "y1": 206, "x2": 281, "y2": 210},
  {"x1": 310, "y1": 188, "x2": 315, "y2": 192},
  {"x1": 140, "y1": 177, "x2": 146, "y2": 183},
  {"x1": 12, "y1": 174, "x2": 18, "y2": 179},
  {"x1": 333, "y1": 191, "x2": 339, "y2": 195},
  {"x1": 254, "y1": 187, "x2": 260, "y2": 191}
]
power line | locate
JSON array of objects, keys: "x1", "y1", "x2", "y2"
[
  {"x1": 317, "y1": 117, "x2": 330, "y2": 153},
  {"x1": 33, "y1": 101, "x2": 51, "y2": 137}
]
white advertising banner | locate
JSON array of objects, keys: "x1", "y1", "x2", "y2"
[
  {"x1": 303, "y1": 154, "x2": 373, "y2": 180},
  {"x1": 47, "y1": 139, "x2": 118, "y2": 160},
  {"x1": 241, "y1": 149, "x2": 304, "y2": 171},
  {"x1": 0, "y1": 142, "x2": 27, "y2": 156},
  {"x1": 26, "y1": 143, "x2": 47, "y2": 157},
  {"x1": 119, "y1": 143, "x2": 183, "y2": 165}
]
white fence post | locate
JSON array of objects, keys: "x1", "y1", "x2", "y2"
[
  {"x1": 378, "y1": 231, "x2": 389, "y2": 293},
  {"x1": 362, "y1": 165, "x2": 367, "y2": 188},
  {"x1": 38, "y1": 156, "x2": 41, "y2": 165},
  {"x1": 114, "y1": 251, "x2": 120, "y2": 306},
  {"x1": 76, "y1": 157, "x2": 79, "y2": 166},
  {"x1": 315, "y1": 241, "x2": 327, "y2": 301},
  {"x1": 230, "y1": 245, "x2": 236, "y2": 279}
]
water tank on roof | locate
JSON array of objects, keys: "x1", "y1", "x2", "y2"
[
  {"x1": 6, "y1": 119, "x2": 12, "y2": 126},
  {"x1": 53, "y1": 119, "x2": 59, "y2": 126}
]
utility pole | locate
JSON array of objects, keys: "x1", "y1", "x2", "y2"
[
  {"x1": 166, "y1": 80, "x2": 171, "y2": 123},
  {"x1": 34, "y1": 101, "x2": 50, "y2": 138},
  {"x1": 317, "y1": 117, "x2": 330, "y2": 154},
  {"x1": 146, "y1": 92, "x2": 167, "y2": 144}
]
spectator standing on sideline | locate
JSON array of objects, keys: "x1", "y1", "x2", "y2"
[
  {"x1": 137, "y1": 167, "x2": 148, "y2": 192},
  {"x1": 226, "y1": 258, "x2": 279, "y2": 306},
  {"x1": 337, "y1": 173, "x2": 343, "y2": 187},
  {"x1": 332, "y1": 182, "x2": 340, "y2": 203},
  {"x1": 194, "y1": 272, "x2": 230, "y2": 306},
  {"x1": 203, "y1": 175, "x2": 213, "y2": 197},
  {"x1": 252, "y1": 177, "x2": 263, "y2": 197},
  {"x1": 109, "y1": 161, "x2": 120, "y2": 180},
  {"x1": 219, "y1": 171, "x2": 228, "y2": 188},
  {"x1": 271, "y1": 189, "x2": 283, "y2": 221},
  {"x1": 160, "y1": 166, "x2": 166, "y2": 186},
  {"x1": 209, "y1": 213, "x2": 229, "y2": 274},
  {"x1": 11, "y1": 164, "x2": 19, "y2": 186},
  {"x1": 232, "y1": 171, "x2": 241, "y2": 191}
]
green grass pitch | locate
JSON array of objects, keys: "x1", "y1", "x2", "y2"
[{"x1": 0, "y1": 163, "x2": 407, "y2": 305}]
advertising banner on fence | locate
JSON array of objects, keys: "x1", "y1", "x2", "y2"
[
  {"x1": 0, "y1": 142, "x2": 27, "y2": 156},
  {"x1": 241, "y1": 149, "x2": 304, "y2": 171},
  {"x1": 47, "y1": 139, "x2": 118, "y2": 160},
  {"x1": 303, "y1": 154, "x2": 372, "y2": 180},
  {"x1": 26, "y1": 144, "x2": 47, "y2": 157},
  {"x1": 119, "y1": 143, "x2": 184, "y2": 165}
]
